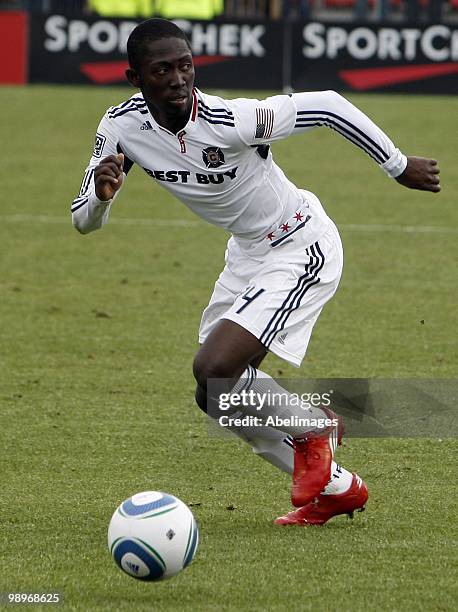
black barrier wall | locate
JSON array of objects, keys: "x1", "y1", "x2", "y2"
[
  {"x1": 29, "y1": 15, "x2": 284, "y2": 89},
  {"x1": 28, "y1": 14, "x2": 458, "y2": 93}
]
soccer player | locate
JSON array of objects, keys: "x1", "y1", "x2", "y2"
[{"x1": 71, "y1": 19, "x2": 440, "y2": 525}]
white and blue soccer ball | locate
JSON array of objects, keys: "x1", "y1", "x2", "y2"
[{"x1": 108, "y1": 491, "x2": 199, "y2": 581}]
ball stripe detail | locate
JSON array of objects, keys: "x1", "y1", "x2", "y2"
[
  {"x1": 183, "y1": 518, "x2": 199, "y2": 568},
  {"x1": 136, "y1": 538, "x2": 166, "y2": 568},
  {"x1": 117, "y1": 504, "x2": 178, "y2": 520},
  {"x1": 112, "y1": 538, "x2": 166, "y2": 581},
  {"x1": 139, "y1": 506, "x2": 178, "y2": 519},
  {"x1": 121, "y1": 493, "x2": 177, "y2": 516}
]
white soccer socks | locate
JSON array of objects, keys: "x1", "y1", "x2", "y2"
[
  {"x1": 223, "y1": 421, "x2": 295, "y2": 474},
  {"x1": 214, "y1": 416, "x2": 352, "y2": 495},
  {"x1": 207, "y1": 366, "x2": 353, "y2": 495},
  {"x1": 229, "y1": 366, "x2": 333, "y2": 438},
  {"x1": 321, "y1": 462, "x2": 353, "y2": 495}
]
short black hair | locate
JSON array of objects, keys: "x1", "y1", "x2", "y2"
[{"x1": 127, "y1": 18, "x2": 191, "y2": 72}]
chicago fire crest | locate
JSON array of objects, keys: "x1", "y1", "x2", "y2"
[{"x1": 202, "y1": 146, "x2": 225, "y2": 168}]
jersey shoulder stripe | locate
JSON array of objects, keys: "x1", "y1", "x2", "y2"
[
  {"x1": 198, "y1": 106, "x2": 234, "y2": 123},
  {"x1": 197, "y1": 97, "x2": 235, "y2": 126},
  {"x1": 108, "y1": 99, "x2": 148, "y2": 120},
  {"x1": 108, "y1": 104, "x2": 148, "y2": 120},
  {"x1": 197, "y1": 100, "x2": 234, "y2": 118},
  {"x1": 108, "y1": 105, "x2": 148, "y2": 119},
  {"x1": 197, "y1": 113, "x2": 235, "y2": 127},
  {"x1": 109, "y1": 96, "x2": 146, "y2": 114}
]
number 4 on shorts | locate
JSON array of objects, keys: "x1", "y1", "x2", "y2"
[{"x1": 236, "y1": 286, "x2": 265, "y2": 313}]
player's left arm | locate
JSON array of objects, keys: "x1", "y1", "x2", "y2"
[
  {"x1": 231, "y1": 90, "x2": 440, "y2": 193},
  {"x1": 394, "y1": 156, "x2": 440, "y2": 193}
]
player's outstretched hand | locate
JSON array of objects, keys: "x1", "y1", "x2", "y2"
[
  {"x1": 95, "y1": 153, "x2": 124, "y2": 201},
  {"x1": 395, "y1": 156, "x2": 441, "y2": 193}
]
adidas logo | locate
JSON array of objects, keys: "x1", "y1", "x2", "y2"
[
  {"x1": 126, "y1": 561, "x2": 139, "y2": 574},
  {"x1": 140, "y1": 120, "x2": 153, "y2": 130},
  {"x1": 278, "y1": 332, "x2": 288, "y2": 345}
]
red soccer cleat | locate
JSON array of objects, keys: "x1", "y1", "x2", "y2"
[
  {"x1": 275, "y1": 473, "x2": 368, "y2": 526},
  {"x1": 291, "y1": 409, "x2": 344, "y2": 507}
]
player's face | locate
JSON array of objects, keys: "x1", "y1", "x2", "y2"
[{"x1": 128, "y1": 37, "x2": 195, "y2": 120}]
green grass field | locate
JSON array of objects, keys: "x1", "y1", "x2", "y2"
[{"x1": 0, "y1": 86, "x2": 457, "y2": 611}]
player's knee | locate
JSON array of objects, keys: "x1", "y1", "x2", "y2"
[{"x1": 192, "y1": 353, "x2": 237, "y2": 390}]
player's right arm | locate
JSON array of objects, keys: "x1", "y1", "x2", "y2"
[
  {"x1": 71, "y1": 113, "x2": 126, "y2": 234},
  {"x1": 230, "y1": 91, "x2": 440, "y2": 193}
]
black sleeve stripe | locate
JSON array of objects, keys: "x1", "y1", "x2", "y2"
[
  {"x1": 198, "y1": 100, "x2": 233, "y2": 112},
  {"x1": 116, "y1": 143, "x2": 134, "y2": 175},
  {"x1": 198, "y1": 113, "x2": 235, "y2": 127},
  {"x1": 108, "y1": 105, "x2": 148, "y2": 119},
  {"x1": 108, "y1": 104, "x2": 134, "y2": 118},
  {"x1": 198, "y1": 101, "x2": 233, "y2": 118},
  {"x1": 108, "y1": 104, "x2": 135, "y2": 118},
  {"x1": 78, "y1": 168, "x2": 94, "y2": 196},
  {"x1": 296, "y1": 114, "x2": 388, "y2": 164},
  {"x1": 296, "y1": 110, "x2": 389, "y2": 162},
  {"x1": 72, "y1": 194, "x2": 89, "y2": 205},
  {"x1": 295, "y1": 118, "x2": 385, "y2": 164},
  {"x1": 109, "y1": 97, "x2": 146, "y2": 114},
  {"x1": 295, "y1": 118, "x2": 384, "y2": 164},
  {"x1": 198, "y1": 106, "x2": 234, "y2": 121},
  {"x1": 108, "y1": 99, "x2": 147, "y2": 118},
  {"x1": 71, "y1": 197, "x2": 88, "y2": 212},
  {"x1": 108, "y1": 99, "x2": 132, "y2": 114},
  {"x1": 133, "y1": 99, "x2": 147, "y2": 109}
]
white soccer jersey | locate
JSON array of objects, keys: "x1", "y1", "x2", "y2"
[{"x1": 71, "y1": 88, "x2": 407, "y2": 245}]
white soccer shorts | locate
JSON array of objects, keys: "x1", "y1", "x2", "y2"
[{"x1": 198, "y1": 197, "x2": 343, "y2": 367}]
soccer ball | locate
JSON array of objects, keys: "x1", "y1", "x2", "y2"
[{"x1": 108, "y1": 491, "x2": 199, "y2": 581}]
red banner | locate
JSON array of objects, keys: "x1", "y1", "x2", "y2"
[{"x1": 0, "y1": 11, "x2": 28, "y2": 84}]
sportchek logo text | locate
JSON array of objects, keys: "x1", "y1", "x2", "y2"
[
  {"x1": 44, "y1": 16, "x2": 265, "y2": 57},
  {"x1": 303, "y1": 23, "x2": 458, "y2": 62}
]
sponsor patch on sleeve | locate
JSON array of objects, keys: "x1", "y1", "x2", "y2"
[
  {"x1": 254, "y1": 108, "x2": 274, "y2": 139},
  {"x1": 93, "y1": 132, "x2": 107, "y2": 158}
]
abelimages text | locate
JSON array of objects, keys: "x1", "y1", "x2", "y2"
[{"x1": 219, "y1": 415, "x2": 339, "y2": 429}]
